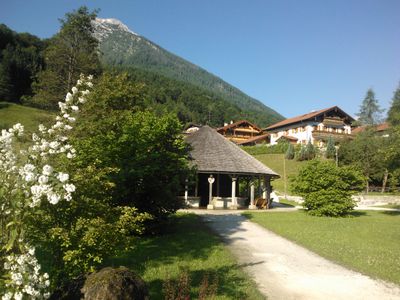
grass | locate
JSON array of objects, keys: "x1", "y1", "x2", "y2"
[
  {"x1": 254, "y1": 153, "x2": 306, "y2": 193},
  {"x1": 277, "y1": 198, "x2": 301, "y2": 207},
  {"x1": 243, "y1": 210, "x2": 400, "y2": 285},
  {"x1": 0, "y1": 102, "x2": 53, "y2": 132},
  {"x1": 107, "y1": 213, "x2": 265, "y2": 299}
]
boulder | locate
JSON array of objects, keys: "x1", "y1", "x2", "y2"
[{"x1": 81, "y1": 266, "x2": 149, "y2": 300}]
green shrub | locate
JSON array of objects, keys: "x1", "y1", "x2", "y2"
[
  {"x1": 243, "y1": 140, "x2": 289, "y2": 155},
  {"x1": 285, "y1": 143, "x2": 295, "y2": 160},
  {"x1": 291, "y1": 160, "x2": 364, "y2": 216},
  {"x1": 326, "y1": 136, "x2": 336, "y2": 159}
]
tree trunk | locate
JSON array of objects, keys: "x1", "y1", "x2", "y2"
[{"x1": 381, "y1": 169, "x2": 389, "y2": 193}]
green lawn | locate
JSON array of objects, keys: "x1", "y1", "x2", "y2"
[
  {"x1": 277, "y1": 198, "x2": 302, "y2": 207},
  {"x1": 243, "y1": 210, "x2": 400, "y2": 285},
  {"x1": 108, "y1": 214, "x2": 265, "y2": 299},
  {"x1": 254, "y1": 153, "x2": 306, "y2": 194},
  {"x1": 0, "y1": 102, "x2": 53, "y2": 132}
]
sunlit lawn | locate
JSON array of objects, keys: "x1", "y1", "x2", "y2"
[
  {"x1": 244, "y1": 210, "x2": 400, "y2": 285},
  {"x1": 108, "y1": 214, "x2": 265, "y2": 299},
  {"x1": 253, "y1": 153, "x2": 305, "y2": 193},
  {"x1": 0, "y1": 102, "x2": 53, "y2": 132}
]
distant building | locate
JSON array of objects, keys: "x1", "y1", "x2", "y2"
[
  {"x1": 352, "y1": 122, "x2": 390, "y2": 137},
  {"x1": 265, "y1": 106, "x2": 354, "y2": 146},
  {"x1": 217, "y1": 120, "x2": 264, "y2": 144}
]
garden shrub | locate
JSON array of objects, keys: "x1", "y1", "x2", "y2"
[
  {"x1": 291, "y1": 160, "x2": 364, "y2": 216},
  {"x1": 242, "y1": 139, "x2": 289, "y2": 155},
  {"x1": 285, "y1": 143, "x2": 295, "y2": 160}
]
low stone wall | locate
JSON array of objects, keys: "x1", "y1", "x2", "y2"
[
  {"x1": 353, "y1": 195, "x2": 400, "y2": 206},
  {"x1": 275, "y1": 194, "x2": 304, "y2": 203}
]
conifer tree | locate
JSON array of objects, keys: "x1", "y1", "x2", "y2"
[
  {"x1": 305, "y1": 140, "x2": 316, "y2": 160},
  {"x1": 31, "y1": 6, "x2": 101, "y2": 110},
  {"x1": 387, "y1": 84, "x2": 400, "y2": 127},
  {"x1": 297, "y1": 145, "x2": 306, "y2": 161},
  {"x1": 356, "y1": 88, "x2": 384, "y2": 126},
  {"x1": 326, "y1": 136, "x2": 336, "y2": 159},
  {"x1": 285, "y1": 143, "x2": 295, "y2": 160}
]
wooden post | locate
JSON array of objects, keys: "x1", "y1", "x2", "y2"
[{"x1": 265, "y1": 177, "x2": 271, "y2": 209}]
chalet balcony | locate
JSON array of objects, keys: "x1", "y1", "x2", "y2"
[{"x1": 313, "y1": 130, "x2": 354, "y2": 141}]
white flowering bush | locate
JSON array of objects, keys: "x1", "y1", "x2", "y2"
[
  {"x1": 0, "y1": 75, "x2": 93, "y2": 299},
  {"x1": 2, "y1": 245, "x2": 50, "y2": 299}
]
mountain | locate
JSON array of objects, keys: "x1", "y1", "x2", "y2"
[{"x1": 92, "y1": 18, "x2": 283, "y2": 127}]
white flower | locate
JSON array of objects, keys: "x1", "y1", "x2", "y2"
[
  {"x1": 57, "y1": 172, "x2": 69, "y2": 182},
  {"x1": 49, "y1": 141, "x2": 60, "y2": 150},
  {"x1": 48, "y1": 192, "x2": 60, "y2": 205},
  {"x1": 23, "y1": 164, "x2": 35, "y2": 172},
  {"x1": 65, "y1": 92, "x2": 73, "y2": 103},
  {"x1": 78, "y1": 97, "x2": 86, "y2": 103},
  {"x1": 28, "y1": 248, "x2": 35, "y2": 256},
  {"x1": 71, "y1": 105, "x2": 79, "y2": 112},
  {"x1": 53, "y1": 121, "x2": 64, "y2": 129},
  {"x1": 38, "y1": 124, "x2": 46, "y2": 133},
  {"x1": 58, "y1": 102, "x2": 67, "y2": 113},
  {"x1": 38, "y1": 175, "x2": 48, "y2": 185},
  {"x1": 71, "y1": 86, "x2": 78, "y2": 94},
  {"x1": 24, "y1": 172, "x2": 35, "y2": 182},
  {"x1": 63, "y1": 183, "x2": 76, "y2": 193},
  {"x1": 42, "y1": 165, "x2": 53, "y2": 175},
  {"x1": 1, "y1": 292, "x2": 12, "y2": 300},
  {"x1": 14, "y1": 291, "x2": 22, "y2": 300}
]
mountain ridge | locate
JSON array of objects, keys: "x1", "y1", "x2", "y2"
[{"x1": 92, "y1": 18, "x2": 284, "y2": 127}]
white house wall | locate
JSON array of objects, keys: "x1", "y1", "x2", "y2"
[{"x1": 269, "y1": 123, "x2": 352, "y2": 145}]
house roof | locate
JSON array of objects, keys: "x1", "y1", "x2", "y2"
[
  {"x1": 217, "y1": 120, "x2": 261, "y2": 132},
  {"x1": 185, "y1": 126, "x2": 279, "y2": 177},
  {"x1": 265, "y1": 106, "x2": 355, "y2": 131},
  {"x1": 236, "y1": 133, "x2": 270, "y2": 146},
  {"x1": 352, "y1": 122, "x2": 389, "y2": 134}
]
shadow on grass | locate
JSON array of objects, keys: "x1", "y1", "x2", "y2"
[
  {"x1": 107, "y1": 214, "x2": 258, "y2": 299},
  {"x1": 349, "y1": 211, "x2": 368, "y2": 217},
  {"x1": 379, "y1": 210, "x2": 400, "y2": 216},
  {"x1": 0, "y1": 102, "x2": 11, "y2": 109}
]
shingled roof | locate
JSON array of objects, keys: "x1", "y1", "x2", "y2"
[
  {"x1": 265, "y1": 106, "x2": 354, "y2": 131},
  {"x1": 185, "y1": 126, "x2": 279, "y2": 177},
  {"x1": 217, "y1": 120, "x2": 261, "y2": 132}
]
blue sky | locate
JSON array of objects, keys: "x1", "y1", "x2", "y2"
[{"x1": 1, "y1": 0, "x2": 399, "y2": 119}]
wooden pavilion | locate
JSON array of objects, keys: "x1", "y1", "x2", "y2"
[{"x1": 184, "y1": 126, "x2": 279, "y2": 209}]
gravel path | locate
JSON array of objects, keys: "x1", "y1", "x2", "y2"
[{"x1": 199, "y1": 212, "x2": 400, "y2": 300}]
